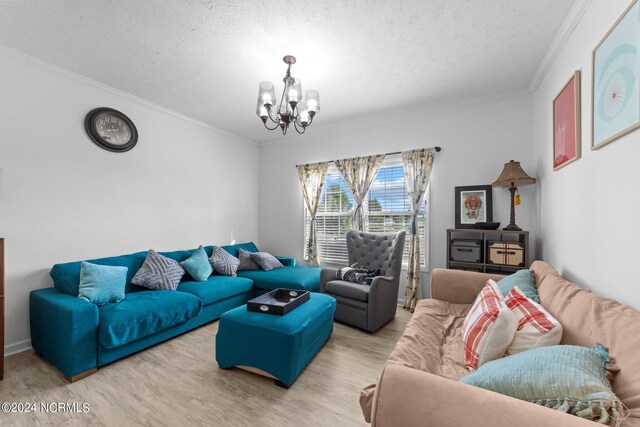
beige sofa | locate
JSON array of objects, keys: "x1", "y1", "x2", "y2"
[{"x1": 360, "y1": 261, "x2": 640, "y2": 426}]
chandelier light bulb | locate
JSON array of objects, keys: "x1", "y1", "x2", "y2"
[
  {"x1": 256, "y1": 102, "x2": 269, "y2": 119},
  {"x1": 288, "y1": 78, "x2": 302, "y2": 106},
  {"x1": 297, "y1": 100, "x2": 310, "y2": 125}
]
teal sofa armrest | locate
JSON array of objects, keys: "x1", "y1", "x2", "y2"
[
  {"x1": 275, "y1": 256, "x2": 296, "y2": 267},
  {"x1": 30, "y1": 288, "x2": 99, "y2": 379}
]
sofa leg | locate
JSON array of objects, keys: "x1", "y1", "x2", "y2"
[
  {"x1": 65, "y1": 368, "x2": 97, "y2": 383},
  {"x1": 275, "y1": 379, "x2": 291, "y2": 389}
]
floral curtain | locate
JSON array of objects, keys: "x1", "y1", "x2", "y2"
[
  {"x1": 334, "y1": 155, "x2": 385, "y2": 231},
  {"x1": 402, "y1": 148, "x2": 436, "y2": 311},
  {"x1": 297, "y1": 162, "x2": 329, "y2": 267}
]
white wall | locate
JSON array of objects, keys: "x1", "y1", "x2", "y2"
[
  {"x1": 0, "y1": 47, "x2": 260, "y2": 354},
  {"x1": 259, "y1": 92, "x2": 536, "y2": 299},
  {"x1": 532, "y1": 0, "x2": 640, "y2": 310}
]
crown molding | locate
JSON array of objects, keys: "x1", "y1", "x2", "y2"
[
  {"x1": 528, "y1": 0, "x2": 593, "y2": 92},
  {"x1": 259, "y1": 88, "x2": 531, "y2": 147},
  {"x1": 0, "y1": 44, "x2": 258, "y2": 148}
]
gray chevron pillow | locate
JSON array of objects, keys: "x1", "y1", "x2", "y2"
[
  {"x1": 131, "y1": 249, "x2": 185, "y2": 290},
  {"x1": 209, "y1": 246, "x2": 240, "y2": 276}
]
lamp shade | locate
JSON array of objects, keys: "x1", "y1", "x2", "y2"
[
  {"x1": 492, "y1": 160, "x2": 536, "y2": 188},
  {"x1": 304, "y1": 90, "x2": 320, "y2": 115},
  {"x1": 296, "y1": 101, "x2": 311, "y2": 125},
  {"x1": 258, "y1": 81, "x2": 276, "y2": 107}
]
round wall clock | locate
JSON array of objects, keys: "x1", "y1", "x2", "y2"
[{"x1": 84, "y1": 108, "x2": 138, "y2": 152}]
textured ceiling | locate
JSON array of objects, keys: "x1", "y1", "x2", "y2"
[{"x1": 0, "y1": 0, "x2": 574, "y2": 143}]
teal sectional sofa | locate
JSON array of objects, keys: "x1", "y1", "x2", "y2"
[{"x1": 29, "y1": 242, "x2": 320, "y2": 381}]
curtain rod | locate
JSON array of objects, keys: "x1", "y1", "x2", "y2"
[
  {"x1": 386, "y1": 146, "x2": 441, "y2": 155},
  {"x1": 295, "y1": 146, "x2": 441, "y2": 168}
]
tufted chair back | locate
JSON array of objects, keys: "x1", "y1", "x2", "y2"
[{"x1": 346, "y1": 230, "x2": 406, "y2": 278}]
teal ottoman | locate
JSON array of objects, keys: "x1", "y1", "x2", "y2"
[{"x1": 215, "y1": 293, "x2": 336, "y2": 388}]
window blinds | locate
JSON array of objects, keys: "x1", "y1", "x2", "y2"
[{"x1": 304, "y1": 156, "x2": 427, "y2": 266}]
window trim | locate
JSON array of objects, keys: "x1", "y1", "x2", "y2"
[{"x1": 302, "y1": 160, "x2": 430, "y2": 270}]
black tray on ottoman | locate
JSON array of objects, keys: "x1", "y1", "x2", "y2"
[{"x1": 247, "y1": 288, "x2": 310, "y2": 316}]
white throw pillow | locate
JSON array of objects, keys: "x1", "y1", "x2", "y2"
[
  {"x1": 462, "y1": 280, "x2": 518, "y2": 370},
  {"x1": 503, "y1": 286, "x2": 563, "y2": 355}
]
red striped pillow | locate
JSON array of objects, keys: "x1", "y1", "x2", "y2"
[
  {"x1": 504, "y1": 286, "x2": 562, "y2": 355},
  {"x1": 462, "y1": 280, "x2": 518, "y2": 370}
]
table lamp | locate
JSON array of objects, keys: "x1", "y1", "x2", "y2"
[{"x1": 492, "y1": 160, "x2": 536, "y2": 231}]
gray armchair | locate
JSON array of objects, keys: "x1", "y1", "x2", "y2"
[{"x1": 320, "y1": 230, "x2": 406, "y2": 332}]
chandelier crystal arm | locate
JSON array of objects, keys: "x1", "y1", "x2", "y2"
[
  {"x1": 293, "y1": 119, "x2": 306, "y2": 134},
  {"x1": 264, "y1": 105, "x2": 280, "y2": 125},
  {"x1": 262, "y1": 118, "x2": 280, "y2": 131}
]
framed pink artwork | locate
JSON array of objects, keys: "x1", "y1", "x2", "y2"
[{"x1": 553, "y1": 70, "x2": 581, "y2": 170}]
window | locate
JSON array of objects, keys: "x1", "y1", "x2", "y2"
[
  {"x1": 304, "y1": 156, "x2": 427, "y2": 266},
  {"x1": 366, "y1": 158, "x2": 427, "y2": 267},
  {"x1": 305, "y1": 167, "x2": 355, "y2": 264}
]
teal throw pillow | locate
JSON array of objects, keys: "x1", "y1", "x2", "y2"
[
  {"x1": 78, "y1": 261, "x2": 127, "y2": 305},
  {"x1": 460, "y1": 344, "x2": 623, "y2": 424},
  {"x1": 180, "y1": 245, "x2": 213, "y2": 281},
  {"x1": 497, "y1": 269, "x2": 539, "y2": 303}
]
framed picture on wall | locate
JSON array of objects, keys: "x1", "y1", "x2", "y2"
[
  {"x1": 454, "y1": 185, "x2": 493, "y2": 229},
  {"x1": 592, "y1": 0, "x2": 640, "y2": 150},
  {"x1": 553, "y1": 70, "x2": 581, "y2": 170}
]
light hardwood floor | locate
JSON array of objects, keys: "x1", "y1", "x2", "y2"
[{"x1": 0, "y1": 307, "x2": 411, "y2": 427}]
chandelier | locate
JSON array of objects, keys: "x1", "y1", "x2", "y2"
[{"x1": 256, "y1": 55, "x2": 320, "y2": 135}]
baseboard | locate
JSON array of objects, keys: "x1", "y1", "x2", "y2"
[{"x1": 5, "y1": 339, "x2": 32, "y2": 356}]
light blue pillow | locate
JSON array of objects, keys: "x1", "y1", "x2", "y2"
[
  {"x1": 460, "y1": 344, "x2": 622, "y2": 424},
  {"x1": 497, "y1": 269, "x2": 539, "y2": 302},
  {"x1": 180, "y1": 245, "x2": 213, "y2": 281},
  {"x1": 78, "y1": 261, "x2": 127, "y2": 305}
]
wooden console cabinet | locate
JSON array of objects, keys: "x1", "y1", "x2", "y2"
[{"x1": 446, "y1": 229, "x2": 529, "y2": 274}]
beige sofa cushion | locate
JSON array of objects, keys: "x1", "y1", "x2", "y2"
[
  {"x1": 360, "y1": 298, "x2": 470, "y2": 420},
  {"x1": 386, "y1": 298, "x2": 470, "y2": 379},
  {"x1": 532, "y1": 261, "x2": 640, "y2": 421}
]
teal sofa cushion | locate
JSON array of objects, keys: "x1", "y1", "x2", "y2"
[
  {"x1": 237, "y1": 266, "x2": 321, "y2": 292},
  {"x1": 460, "y1": 344, "x2": 622, "y2": 424},
  {"x1": 78, "y1": 261, "x2": 127, "y2": 305},
  {"x1": 97, "y1": 291, "x2": 252, "y2": 367},
  {"x1": 180, "y1": 246, "x2": 213, "y2": 281},
  {"x1": 98, "y1": 290, "x2": 202, "y2": 349},
  {"x1": 497, "y1": 269, "x2": 539, "y2": 303},
  {"x1": 177, "y1": 276, "x2": 253, "y2": 306},
  {"x1": 221, "y1": 242, "x2": 259, "y2": 258},
  {"x1": 51, "y1": 251, "x2": 147, "y2": 296},
  {"x1": 49, "y1": 247, "x2": 215, "y2": 296}
]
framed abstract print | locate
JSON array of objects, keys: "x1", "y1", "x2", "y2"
[
  {"x1": 592, "y1": 0, "x2": 640, "y2": 150},
  {"x1": 454, "y1": 185, "x2": 493, "y2": 229},
  {"x1": 553, "y1": 71, "x2": 581, "y2": 170}
]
